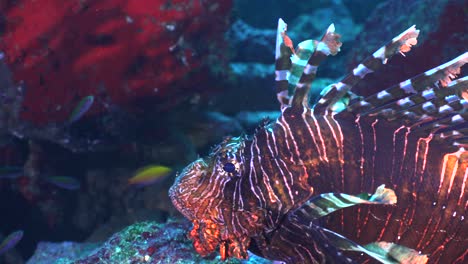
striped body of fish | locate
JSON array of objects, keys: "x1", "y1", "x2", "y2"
[{"x1": 169, "y1": 18, "x2": 467, "y2": 264}]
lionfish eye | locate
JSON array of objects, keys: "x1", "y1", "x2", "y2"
[{"x1": 222, "y1": 162, "x2": 236, "y2": 173}]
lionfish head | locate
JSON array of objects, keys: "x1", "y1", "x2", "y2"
[{"x1": 169, "y1": 135, "x2": 257, "y2": 260}]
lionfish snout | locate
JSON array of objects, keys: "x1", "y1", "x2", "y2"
[{"x1": 169, "y1": 158, "x2": 208, "y2": 219}]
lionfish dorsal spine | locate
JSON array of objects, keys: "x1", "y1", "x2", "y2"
[
  {"x1": 313, "y1": 25, "x2": 420, "y2": 115},
  {"x1": 347, "y1": 52, "x2": 468, "y2": 116},
  {"x1": 274, "y1": 19, "x2": 342, "y2": 111},
  {"x1": 342, "y1": 52, "x2": 468, "y2": 149},
  {"x1": 364, "y1": 76, "x2": 468, "y2": 121},
  {"x1": 275, "y1": 18, "x2": 293, "y2": 108},
  {"x1": 290, "y1": 23, "x2": 342, "y2": 110}
]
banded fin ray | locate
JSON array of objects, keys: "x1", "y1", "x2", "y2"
[
  {"x1": 274, "y1": 18, "x2": 342, "y2": 110},
  {"x1": 313, "y1": 25, "x2": 420, "y2": 114},
  {"x1": 316, "y1": 227, "x2": 429, "y2": 264},
  {"x1": 293, "y1": 184, "x2": 396, "y2": 220},
  {"x1": 341, "y1": 54, "x2": 468, "y2": 149},
  {"x1": 290, "y1": 23, "x2": 342, "y2": 109},
  {"x1": 346, "y1": 52, "x2": 468, "y2": 116},
  {"x1": 416, "y1": 114, "x2": 468, "y2": 145},
  {"x1": 258, "y1": 215, "x2": 358, "y2": 264},
  {"x1": 284, "y1": 186, "x2": 427, "y2": 264},
  {"x1": 275, "y1": 18, "x2": 293, "y2": 108},
  {"x1": 364, "y1": 76, "x2": 468, "y2": 122}
]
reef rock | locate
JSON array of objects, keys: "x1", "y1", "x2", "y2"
[
  {"x1": 0, "y1": 0, "x2": 232, "y2": 152},
  {"x1": 26, "y1": 220, "x2": 272, "y2": 264}
]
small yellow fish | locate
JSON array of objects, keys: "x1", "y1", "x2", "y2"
[{"x1": 128, "y1": 165, "x2": 172, "y2": 186}]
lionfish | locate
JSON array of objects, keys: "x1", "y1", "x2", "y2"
[{"x1": 169, "y1": 17, "x2": 467, "y2": 264}]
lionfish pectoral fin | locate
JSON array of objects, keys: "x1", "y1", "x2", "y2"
[
  {"x1": 293, "y1": 184, "x2": 396, "y2": 220},
  {"x1": 314, "y1": 25, "x2": 420, "y2": 115},
  {"x1": 363, "y1": 242, "x2": 429, "y2": 264},
  {"x1": 318, "y1": 227, "x2": 428, "y2": 264},
  {"x1": 262, "y1": 216, "x2": 358, "y2": 263}
]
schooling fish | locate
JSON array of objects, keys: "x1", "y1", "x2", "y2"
[
  {"x1": 0, "y1": 230, "x2": 23, "y2": 255},
  {"x1": 68, "y1": 95, "x2": 94, "y2": 124},
  {"x1": 169, "y1": 17, "x2": 467, "y2": 264},
  {"x1": 128, "y1": 165, "x2": 172, "y2": 187}
]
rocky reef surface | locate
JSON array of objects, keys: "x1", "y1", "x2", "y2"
[{"x1": 26, "y1": 220, "x2": 271, "y2": 264}]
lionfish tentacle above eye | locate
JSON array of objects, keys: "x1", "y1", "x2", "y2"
[{"x1": 314, "y1": 25, "x2": 420, "y2": 115}]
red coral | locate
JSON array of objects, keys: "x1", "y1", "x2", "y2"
[{"x1": 0, "y1": 0, "x2": 232, "y2": 125}]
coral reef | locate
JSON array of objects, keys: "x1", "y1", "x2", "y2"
[
  {"x1": 26, "y1": 220, "x2": 271, "y2": 264},
  {"x1": 26, "y1": 242, "x2": 99, "y2": 264},
  {"x1": 0, "y1": 0, "x2": 232, "y2": 151}
]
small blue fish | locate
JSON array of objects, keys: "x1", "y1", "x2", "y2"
[
  {"x1": 0, "y1": 230, "x2": 23, "y2": 255},
  {"x1": 0, "y1": 167, "x2": 23, "y2": 179},
  {"x1": 46, "y1": 176, "x2": 81, "y2": 190},
  {"x1": 69, "y1": 95, "x2": 94, "y2": 123}
]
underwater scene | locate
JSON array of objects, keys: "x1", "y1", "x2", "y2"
[{"x1": 0, "y1": 0, "x2": 466, "y2": 263}]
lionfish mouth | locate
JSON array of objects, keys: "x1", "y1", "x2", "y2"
[{"x1": 189, "y1": 218, "x2": 250, "y2": 261}]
